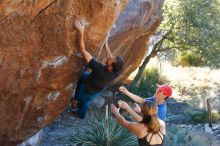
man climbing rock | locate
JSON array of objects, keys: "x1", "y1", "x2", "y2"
[
  {"x1": 70, "y1": 18, "x2": 124, "y2": 119},
  {"x1": 119, "y1": 84, "x2": 172, "y2": 121}
]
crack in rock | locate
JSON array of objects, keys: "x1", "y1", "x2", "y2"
[
  {"x1": 47, "y1": 56, "x2": 68, "y2": 68},
  {"x1": 0, "y1": 54, "x2": 6, "y2": 67},
  {"x1": 16, "y1": 96, "x2": 33, "y2": 131}
]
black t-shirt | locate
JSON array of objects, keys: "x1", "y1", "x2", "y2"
[{"x1": 84, "y1": 58, "x2": 119, "y2": 93}]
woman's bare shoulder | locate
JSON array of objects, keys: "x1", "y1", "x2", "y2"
[
  {"x1": 158, "y1": 119, "x2": 165, "y2": 126},
  {"x1": 158, "y1": 119, "x2": 166, "y2": 134}
]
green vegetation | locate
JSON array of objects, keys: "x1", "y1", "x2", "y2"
[
  {"x1": 67, "y1": 108, "x2": 138, "y2": 146},
  {"x1": 160, "y1": 0, "x2": 220, "y2": 67},
  {"x1": 166, "y1": 126, "x2": 192, "y2": 146},
  {"x1": 166, "y1": 125, "x2": 211, "y2": 146},
  {"x1": 185, "y1": 109, "x2": 220, "y2": 123},
  {"x1": 211, "y1": 110, "x2": 220, "y2": 122},
  {"x1": 176, "y1": 51, "x2": 203, "y2": 67},
  {"x1": 132, "y1": 0, "x2": 220, "y2": 88},
  {"x1": 129, "y1": 67, "x2": 168, "y2": 98},
  {"x1": 185, "y1": 109, "x2": 207, "y2": 123},
  {"x1": 66, "y1": 106, "x2": 217, "y2": 146}
]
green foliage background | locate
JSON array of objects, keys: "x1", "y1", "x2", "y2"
[
  {"x1": 128, "y1": 67, "x2": 168, "y2": 98},
  {"x1": 160, "y1": 0, "x2": 220, "y2": 67},
  {"x1": 176, "y1": 51, "x2": 203, "y2": 66}
]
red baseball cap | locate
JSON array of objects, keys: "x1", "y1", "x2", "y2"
[{"x1": 157, "y1": 84, "x2": 172, "y2": 97}]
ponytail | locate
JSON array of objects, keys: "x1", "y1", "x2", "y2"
[
  {"x1": 147, "y1": 115, "x2": 160, "y2": 133},
  {"x1": 140, "y1": 114, "x2": 160, "y2": 133},
  {"x1": 139, "y1": 101, "x2": 161, "y2": 133}
]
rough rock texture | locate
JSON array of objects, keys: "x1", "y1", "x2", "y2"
[
  {"x1": 0, "y1": 0, "x2": 164, "y2": 145},
  {"x1": 100, "y1": 0, "x2": 164, "y2": 82}
]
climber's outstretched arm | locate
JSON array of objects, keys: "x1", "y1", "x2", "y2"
[
  {"x1": 104, "y1": 37, "x2": 113, "y2": 59},
  {"x1": 74, "y1": 19, "x2": 92, "y2": 63}
]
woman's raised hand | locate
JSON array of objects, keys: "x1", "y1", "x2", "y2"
[
  {"x1": 118, "y1": 100, "x2": 131, "y2": 110},
  {"x1": 119, "y1": 86, "x2": 128, "y2": 94}
]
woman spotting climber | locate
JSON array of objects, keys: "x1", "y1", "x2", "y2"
[
  {"x1": 111, "y1": 100, "x2": 166, "y2": 146},
  {"x1": 70, "y1": 18, "x2": 124, "y2": 119},
  {"x1": 119, "y1": 84, "x2": 172, "y2": 122}
]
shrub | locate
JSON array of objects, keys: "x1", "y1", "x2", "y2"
[
  {"x1": 67, "y1": 106, "x2": 138, "y2": 146},
  {"x1": 185, "y1": 109, "x2": 220, "y2": 123},
  {"x1": 128, "y1": 67, "x2": 168, "y2": 98},
  {"x1": 174, "y1": 82, "x2": 187, "y2": 96},
  {"x1": 177, "y1": 51, "x2": 203, "y2": 67},
  {"x1": 166, "y1": 125, "x2": 211, "y2": 146},
  {"x1": 211, "y1": 110, "x2": 220, "y2": 122},
  {"x1": 185, "y1": 109, "x2": 207, "y2": 123},
  {"x1": 166, "y1": 126, "x2": 192, "y2": 146}
]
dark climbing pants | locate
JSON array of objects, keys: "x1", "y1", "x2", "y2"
[{"x1": 74, "y1": 72, "x2": 100, "y2": 119}]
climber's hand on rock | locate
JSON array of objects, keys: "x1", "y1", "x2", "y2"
[{"x1": 74, "y1": 19, "x2": 85, "y2": 35}]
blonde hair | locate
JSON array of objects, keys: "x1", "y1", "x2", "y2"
[{"x1": 140, "y1": 101, "x2": 160, "y2": 133}]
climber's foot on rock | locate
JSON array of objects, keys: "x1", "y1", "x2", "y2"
[{"x1": 71, "y1": 99, "x2": 79, "y2": 111}]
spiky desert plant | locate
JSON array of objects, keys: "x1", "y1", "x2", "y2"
[{"x1": 67, "y1": 105, "x2": 138, "y2": 146}]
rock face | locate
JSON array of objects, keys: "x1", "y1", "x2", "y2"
[
  {"x1": 0, "y1": 0, "x2": 164, "y2": 145},
  {"x1": 101, "y1": 0, "x2": 164, "y2": 82}
]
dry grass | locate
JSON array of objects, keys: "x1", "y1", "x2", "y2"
[
  {"x1": 128, "y1": 58, "x2": 220, "y2": 110},
  {"x1": 161, "y1": 61, "x2": 220, "y2": 110}
]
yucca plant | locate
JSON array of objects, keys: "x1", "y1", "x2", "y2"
[{"x1": 67, "y1": 105, "x2": 138, "y2": 146}]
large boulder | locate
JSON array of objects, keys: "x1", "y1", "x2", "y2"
[
  {"x1": 0, "y1": 0, "x2": 164, "y2": 145},
  {"x1": 101, "y1": 0, "x2": 164, "y2": 82}
]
